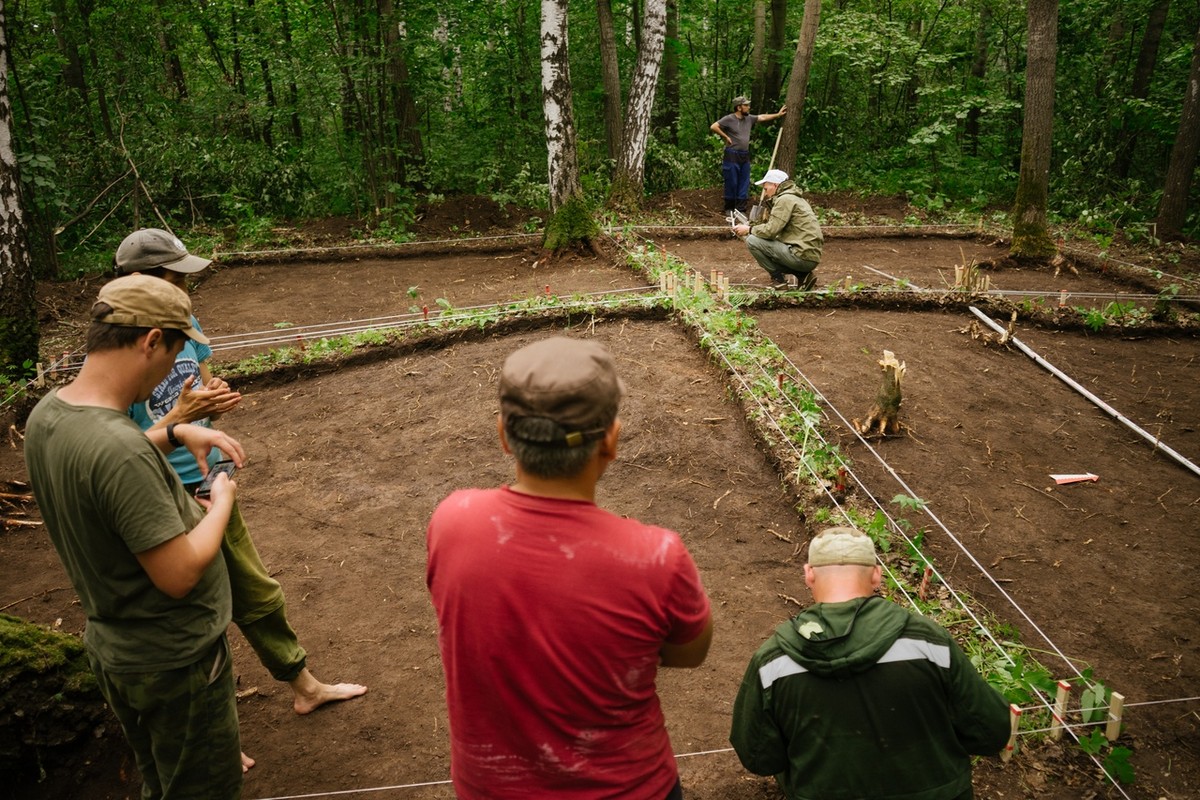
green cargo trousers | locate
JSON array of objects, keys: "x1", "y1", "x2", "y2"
[{"x1": 219, "y1": 499, "x2": 308, "y2": 682}]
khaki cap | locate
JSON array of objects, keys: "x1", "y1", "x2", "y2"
[
  {"x1": 808, "y1": 526, "x2": 877, "y2": 567},
  {"x1": 94, "y1": 274, "x2": 209, "y2": 344}
]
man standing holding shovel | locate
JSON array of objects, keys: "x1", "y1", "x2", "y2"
[{"x1": 711, "y1": 96, "x2": 787, "y2": 216}]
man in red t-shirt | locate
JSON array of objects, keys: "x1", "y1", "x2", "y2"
[{"x1": 427, "y1": 337, "x2": 714, "y2": 800}]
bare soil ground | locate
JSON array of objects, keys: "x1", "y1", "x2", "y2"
[{"x1": 3, "y1": 189, "x2": 1198, "y2": 800}]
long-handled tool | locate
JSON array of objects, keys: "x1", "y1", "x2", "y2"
[{"x1": 749, "y1": 124, "x2": 785, "y2": 221}]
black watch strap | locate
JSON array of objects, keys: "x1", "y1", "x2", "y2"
[{"x1": 166, "y1": 423, "x2": 182, "y2": 448}]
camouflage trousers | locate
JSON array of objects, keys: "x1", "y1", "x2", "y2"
[{"x1": 88, "y1": 634, "x2": 241, "y2": 800}]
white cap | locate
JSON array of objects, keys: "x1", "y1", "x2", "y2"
[{"x1": 755, "y1": 169, "x2": 789, "y2": 186}]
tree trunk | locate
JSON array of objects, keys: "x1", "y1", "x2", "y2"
[
  {"x1": 764, "y1": 0, "x2": 787, "y2": 106},
  {"x1": 0, "y1": 6, "x2": 39, "y2": 379},
  {"x1": 1156, "y1": 21, "x2": 1200, "y2": 240},
  {"x1": 541, "y1": 0, "x2": 595, "y2": 251},
  {"x1": 1010, "y1": 0, "x2": 1058, "y2": 260},
  {"x1": 751, "y1": 0, "x2": 766, "y2": 110},
  {"x1": 652, "y1": 0, "x2": 679, "y2": 143},
  {"x1": 383, "y1": 0, "x2": 423, "y2": 191},
  {"x1": 1115, "y1": 0, "x2": 1170, "y2": 179},
  {"x1": 247, "y1": 0, "x2": 276, "y2": 148},
  {"x1": 279, "y1": 0, "x2": 303, "y2": 142},
  {"x1": 774, "y1": 0, "x2": 820, "y2": 176},
  {"x1": 596, "y1": 0, "x2": 623, "y2": 162},
  {"x1": 965, "y1": 4, "x2": 990, "y2": 156},
  {"x1": 609, "y1": 0, "x2": 666, "y2": 209},
  {"x1": 155, "y1": 0, "x2": 188, "y2": 100}
]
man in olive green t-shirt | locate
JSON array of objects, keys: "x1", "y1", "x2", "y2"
[{"x1": 25, "y1": 275, "x2": 248, "y2": 800}]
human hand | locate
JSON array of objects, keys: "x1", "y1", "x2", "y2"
[
  {"x1": 194, "y1": 472, "x2": 237, "y2": 510},
  {"x1": 174, "y1": 424, "x2": 247, "y2": 475},
  {"x1": 174, "y1": 375, "x2": 242, "y2": 422},
  {"x1": 734, "y1": 224, "x2": 751, "y2": 237}
]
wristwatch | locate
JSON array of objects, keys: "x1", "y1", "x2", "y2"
[{"x1": 166, "y1": 423, "x2": 182, "y2": 448}]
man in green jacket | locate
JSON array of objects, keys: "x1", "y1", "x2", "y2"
[
  {"x1": 730, "y1": 526, "x2": 1010, "y2": 800},
  {"x1": 733, "y1": 169, "x2": 823, "y2": 290}
]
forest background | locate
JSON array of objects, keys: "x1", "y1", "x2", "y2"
[{"x1": 0, "y1": 0, "x2": 1198, "y2": 379}]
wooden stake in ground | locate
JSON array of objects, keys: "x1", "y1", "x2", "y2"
[{"x1": 854, "y1": 350, "x2": 906, "y2": 437}]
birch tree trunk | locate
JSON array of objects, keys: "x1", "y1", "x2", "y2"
[
  {"x1": 774, "y1": 0, "x2": 820, "y2": 176},
  {"x1": 1010, "y1": 0, "x2": 1059, "y2": 259},
  {"x1": 1156, "y1": 21, "x2": 1200, "y2": 240},
  {"x1": 0, "y1": 4, "x2": 39, "y2": 378},
  {"x1": 541, "y1": 0, "x2": 594, "y2": 250},
  {"x1": 608, "y1": 0, "x2": 666, "y2": 209}
]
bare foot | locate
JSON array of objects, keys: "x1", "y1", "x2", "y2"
[
  {"x1": 241, "y1": 751, "x2": 256, "y2": 773},
  {"x1": 290, "y1": 667, "x2": 368, "y2": 715}
]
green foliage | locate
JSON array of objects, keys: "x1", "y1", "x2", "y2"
[
  {"x1": 8, "y1": 0, "x2": 1200, "y2": 274},
  {"x1": 643, "y1": 137, "x2": 714, "y2": 195}
]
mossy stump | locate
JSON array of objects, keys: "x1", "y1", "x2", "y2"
[{"x1": 0, "y1": 613, "x2": 109, "y2": 782}]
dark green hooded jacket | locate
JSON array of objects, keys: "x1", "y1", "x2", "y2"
[{"x1": 730, "y1": 596, "x2": 1009, "y2": 800}]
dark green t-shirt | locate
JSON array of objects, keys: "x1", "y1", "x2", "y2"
[{"x1": 25, "y1": 391, "x2": 231, "y2": 672}]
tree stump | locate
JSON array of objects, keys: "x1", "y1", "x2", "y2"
[{"x1": 854, "y1": 350, "x2": 906, "y2": 437}]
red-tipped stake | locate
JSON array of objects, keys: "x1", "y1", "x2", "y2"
[
  {"x1": 296, "y1": 335, "x2": 306, "y2": 352},
  {"x1": 1000, "y1": 704, "x2": 1022, "y2": 761},
  {"x1": 918, "y1": 566, "x2": 933, "y2": 601},
  {"x1": 422, "y1": 305, "x2": 429, "y2": 321},
  {"x1": 1059, "y1": 290, "x2": 1068, "y2": 307},
  {"x1": 545, "y1": 285, "x2": 551, "y2": 296},
  {"x1": 777, "y1": 374, "x2": 785, "y2": 391},
  {"x1": 1050, "y1": 680, "x2": 1071, "y2": 741}
]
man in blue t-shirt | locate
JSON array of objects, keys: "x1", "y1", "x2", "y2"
[{"x1": 115, "y1": 229, "x2": 366, "y2": 771}]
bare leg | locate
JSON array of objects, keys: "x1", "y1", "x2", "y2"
[
  {"x1": 290, "y1": 667, "x2": 367, "y2": 715},
  {"x1": 241, "y1": 752, "x2": 255, "y2": 773}
]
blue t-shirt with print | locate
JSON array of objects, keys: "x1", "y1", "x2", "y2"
[{"x1": 128, "y1": 316, "x2": 219, "y2": 485}]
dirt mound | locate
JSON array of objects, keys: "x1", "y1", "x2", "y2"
[{"x1": 411, "y1": 194, "x2": 540, "y2": 237}]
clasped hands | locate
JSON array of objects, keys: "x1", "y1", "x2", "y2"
[{"x1": 174, "y1": 374, "x2": 242, "y2": 422}]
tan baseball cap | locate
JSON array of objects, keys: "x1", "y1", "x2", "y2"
[
  {"x1": 499, "y1": 337, "x2": 625, "y2": 447},
  {"x1": 115, "y1": 228, "x2": 212, "y2": 275},
  {"x1": 94, "y1": 274, "x2": 209, "y2": 344},
  {"x1": 808, "y1": 526, "x2": 877, "y2": 567}
]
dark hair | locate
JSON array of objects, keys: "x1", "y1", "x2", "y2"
[
  {"x1": 85, "y1": 302, "x2": 187, "y2": 353},
  {"x1": 505, "y1": 417, "x2": 602, "y2": 478}
]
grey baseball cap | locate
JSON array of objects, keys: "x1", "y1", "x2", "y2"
[{"x1": 115, "y1": 229, "x2": 212, "y2": 275}]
